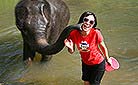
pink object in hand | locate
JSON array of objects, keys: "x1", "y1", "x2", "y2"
[{"x1": 105, "y1": 57, "x2": 120, "y2": 72}]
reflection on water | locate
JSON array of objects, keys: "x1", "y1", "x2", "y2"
[{"x1": 0, "y1": 0, "x2": 138, "y2": 85}]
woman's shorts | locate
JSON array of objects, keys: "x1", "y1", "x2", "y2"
[{"x1": 82, "y1": 60, "x2": 105, "y2": 84}]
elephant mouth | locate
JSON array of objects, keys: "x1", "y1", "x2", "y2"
[{"x1": 37, "y1": 38, "x2": 48, "y2": 46}]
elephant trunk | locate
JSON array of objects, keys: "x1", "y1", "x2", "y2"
[{"x1": 36, "y1": 24, "x2": 80, "y2": 55}]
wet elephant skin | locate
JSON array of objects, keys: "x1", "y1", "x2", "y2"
[{"x1": 15, "y1": 0, "x2": 73, "y2": 62}]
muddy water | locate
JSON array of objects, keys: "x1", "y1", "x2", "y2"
[{"x1": 0, "y1": 0, "x2": 138, "y2": 85}]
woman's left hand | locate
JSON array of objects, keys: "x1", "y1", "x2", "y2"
[{"x1": 107, "y1": 57, "x2": 112, "y2": 65}]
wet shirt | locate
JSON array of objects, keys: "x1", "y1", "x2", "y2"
[{"x1": 68, "y1": 28, "x2": 104, "y2": 65}]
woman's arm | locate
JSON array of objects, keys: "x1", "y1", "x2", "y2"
[
  {"x1": 99, "y1": 41, "x2": 112, "y2": 64},
  {"x1": 64, "y1": 39, "x2": 75, "y2": 54}
]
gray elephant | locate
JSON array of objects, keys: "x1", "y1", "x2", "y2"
[{"x1": 15, "y1": 0, "x2": 80, "y2": 63}]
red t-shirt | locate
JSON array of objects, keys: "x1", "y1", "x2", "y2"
[{"x1": 68, "y1": 28, "x2": 104, "y2": 65}]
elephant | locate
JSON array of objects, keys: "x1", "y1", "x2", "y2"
[{"x1": 15, "y1": 0, "x2": 80, "y2": 63}]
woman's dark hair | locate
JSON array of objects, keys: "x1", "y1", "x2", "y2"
[{"x1": 77, "y1": 11, "x2": 97, "y2": 28}]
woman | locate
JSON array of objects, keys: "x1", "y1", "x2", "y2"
[{"x1": 64, "y1": 11, "x2": 112, "y2": 85}]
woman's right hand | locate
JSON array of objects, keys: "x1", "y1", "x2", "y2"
[{"x1": 64, "y1": 39, "x2": 74, "y2": 52}]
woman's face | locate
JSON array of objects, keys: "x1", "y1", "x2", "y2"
[{"x1": 82, "y1": 15, "x2": 95, "y2": 32}]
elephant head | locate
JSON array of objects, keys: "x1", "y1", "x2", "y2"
[{"x1": 15, "y1": 0, "x2": 80, "y2": 63}]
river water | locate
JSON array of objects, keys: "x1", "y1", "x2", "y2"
[{"x1": 0, "y1": 0, "x2": 138, "y2": 85}]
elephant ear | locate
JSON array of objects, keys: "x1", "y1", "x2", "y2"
[
  {"x1": 42, "y1": 1, "x2": 51, "y2": 18},
  {"x1": 15, "y1": 6, "x2": 28, "y2": 30}
]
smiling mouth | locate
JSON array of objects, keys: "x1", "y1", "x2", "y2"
[{"x1": 83, "y1": 23, "x2": 91, "y2": 28}]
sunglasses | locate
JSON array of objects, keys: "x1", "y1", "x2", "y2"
[{"x1": 83, "y1": 18, "x2": 94, "y2": 24}]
